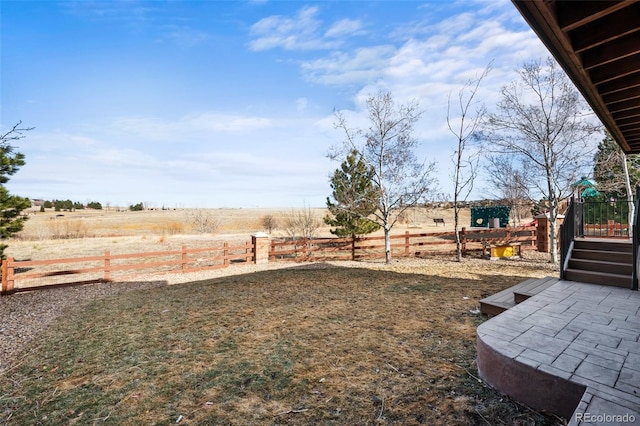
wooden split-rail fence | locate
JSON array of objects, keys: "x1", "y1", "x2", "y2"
[{"x1": 1, "y1": 225, "x2": 537, "y2": 295}]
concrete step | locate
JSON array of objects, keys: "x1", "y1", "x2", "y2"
[{"x1": 564, "y1": 269, "x2": 631, "y2": 288}]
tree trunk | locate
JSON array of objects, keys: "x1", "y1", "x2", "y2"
[
  {"x1": 548, "y1": 200, "x2": 559, "y2": 264},
  {"x1": 384, "y1": 224, "x2": 391, "y2": 264},
  {"x1": 622, "y1": 153, "x2": 635, "y2": 236},
  {"x1": 454, "y1": 206, "x2": 462, "y2": 262}
]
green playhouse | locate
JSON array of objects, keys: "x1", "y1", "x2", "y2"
[{"x1": 471, "y1": 206, "x2": 510, "y2": 228}]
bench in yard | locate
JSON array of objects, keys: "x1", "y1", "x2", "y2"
[{"x1": 433, "y1": 218, "x2": 445, "y2": 226}]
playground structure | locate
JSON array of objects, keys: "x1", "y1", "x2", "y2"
[{"x1": 470, "y1": 206, "x2": 511, "y2": 228}]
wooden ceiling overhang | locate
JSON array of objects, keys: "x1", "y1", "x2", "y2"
[{"x1": 512, "y1": 0, "x2": 640, "y2": 154}]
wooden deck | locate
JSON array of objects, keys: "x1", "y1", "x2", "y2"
[{"x1": 480, "y1": 276, "x2": 560, "y2": 316}]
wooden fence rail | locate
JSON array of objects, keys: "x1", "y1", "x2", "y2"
[
  {"x1": 1, "y1": 226, "x2": 537, "y2": 295},
  {"x1": 270, "y1": 226, "x2": 537, "y2": 262},
  {"x1": 1, "y1": 241, "x2": 254, "y2": 295}
]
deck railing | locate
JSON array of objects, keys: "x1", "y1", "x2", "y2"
[
  {"x1": 633, "y1": 187, "x2": 639, "y2": 290},
  {"x1": 581, "y1": 199, "x2": 633, "y2": 237},
  {"x1": 560, "y1": 199, "x2": 576, "y2": 280}
]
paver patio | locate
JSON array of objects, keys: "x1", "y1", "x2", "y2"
[{"x1": 477, "y1": 280, "x2": 640, "y2": 425}]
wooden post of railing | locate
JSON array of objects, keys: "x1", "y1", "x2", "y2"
[
  {"x1": 530, "y1": 227, "x2": 536, "y2": 248},
  {"x1": 104, "y1": 251, "x2": 111, "y2": 281},
  {"x1": 608, "y1": 220, "x2": 615, "y2": 237},
  {"x1": 2, "y1": 257, "x2": 15, "y2": 295},
  {"x1": 223, "y1": 241, "x2": 229, "y2": 267},
  {"x1": 182, "y1": 245, "x2": 188, "y2": 271},
  {"x1": 351, "y1": 235, "x2": 356, "y2": 261},
  {"x1": 302, "y1": 239, "x2": 308, "y2": 261},
  {"x1": 461, "y1": 227, "x2": 467, "y2": 254},
  {"x1": 245, "y1": 241, "x2": 252, "y2": 262},
  {"x1": 1, "y1": 259, "x2": 6, "y2": 295},
  {"x1": 405, "y1": 231, "x2": 410, "y2": 257}
]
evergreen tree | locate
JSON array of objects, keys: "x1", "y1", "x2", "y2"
[
  {"x1": 324, "y1": 150, "x2": 380, "y2": 237},
  {"x1": 0, "y1": 121, "x2": 32, "y2": 257},
  {"x1": 593, "y1": 132, "x2": 640, "y2": 198}
]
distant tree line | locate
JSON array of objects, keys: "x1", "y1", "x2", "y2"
[{"x1": 40, "y1": 199, "x2": 103, "y2": 211}]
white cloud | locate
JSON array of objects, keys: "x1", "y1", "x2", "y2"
[
  {"x1": 301, "y1": 45, "x2": 396, "y2": 86},
  {"x1": 111, "y1": 113, "x2": 273, "y2": 143},
  {"x1": 248, "y1": 6, "x2": 364, "y2": 51},
  {"x1": 325, "y1": 18, "x2": 364, "y2": 38}
]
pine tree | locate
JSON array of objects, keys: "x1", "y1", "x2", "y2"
[
  {"x1": 324, "y1": 150, "x2": 380, "y2": 237},
  {"x1": 593, "y1": 132, "x2": 640, "y2": 199},
  {"x1": 0, "y1": 121, "x2": 32, "y2": 258}
]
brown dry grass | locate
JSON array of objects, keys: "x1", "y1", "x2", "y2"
[
  {"x1": 8, "y1": 207, "x2": 476, "y2": 261},
  {"x1": 0, "y1": 256, "x2": 561, "y2": 425}
]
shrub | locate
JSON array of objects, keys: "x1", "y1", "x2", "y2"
[
  {"x1": 188, "y1": 209, "x2": 221, "y2": 234},
  {"x1": 283, "y1": 207, "x2": 321, "y2": 240},
  {"x1": 261, "y1": 214, "x2": 278, "y2": 233}
]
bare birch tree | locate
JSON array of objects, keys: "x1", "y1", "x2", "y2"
[
  {"x1": 447, "y1": 65, "x2": 490, "y2": 261},
  {"x1": 483, "y1": 58, "x2": 599, "y2": 263},
  {"x1": 485, "y1": 156, "x2": 532, "y2": 226},
  {"x1": 331, "y1": 91, "x2": 438, "y2": 263}
]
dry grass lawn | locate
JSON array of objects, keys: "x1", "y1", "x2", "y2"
[
  {"x1": 0, "y1": 206, "x2": 560, "y2": 425},
  {"x1": 0, "y1": 255, "x2": 562, "y2": 425}
]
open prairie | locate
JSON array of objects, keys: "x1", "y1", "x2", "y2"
[{"x1": 6, "y1": 206, "x2": 473, "y2": 261}]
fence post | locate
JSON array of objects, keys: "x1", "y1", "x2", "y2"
[
  {"x1": 104, "y1": 251, "x2": 111, "y2": 282},
  {"x1": 405, "y1": 231, "x2": 410, "y2": 257},
  {"x1": 1, "y1": 259, "x2": 6, "y2": 295},
  {"x1": 302, "y1": 238, "x2": 308, "y2": 261},
  {"x1": 1, "y1": 258, "x2": 15, "y2": 295},
  {"x1": 223, "y1": 241, "x2": 229, "y2": 267},
  {"x1": 252, "y1": 232, "x2": 270, "y2": 264},
  {"x1": 608, "y1": 219, "x2": 615, "y2": 237},
  {"x1": 530, "y1": 227, "x2": 536, "y2": 248},
  {"x1": 351, "y1": 235, "x2": 356, "y2": 261},
  {"x1": 461, "y1": 227, "x2": 467, "y2": 254},
  {"x1": 182, "y1": 245, "x2": 188, "y2": 272},
  {"x1": 245, "y1": 241, "x2": 252, "y2": 262}
]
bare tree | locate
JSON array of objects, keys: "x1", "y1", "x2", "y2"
[
  {"x1": 485, "y1": 156, "x2": 532, "y2": 226},
  {"x1": 188, "y1": 209, "x2": 221, "y2": 234},
  {"x1": 261, "y1": 214, "x2": 278, "y2": 234},
  {"x1": 483, "y1": 58, "x2": 599, "y2": 262},
  {"x1": 447, "y1": 65, "x2": 490, "y2": 261},
  {"x1": 331, "y1": 91, "x2": 438, "y2": 263},
  {"x1": 282, "y1": 206, "x2": 321, "y2": 240}
]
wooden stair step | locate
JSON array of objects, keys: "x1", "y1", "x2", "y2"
[
  {"x1": 568, "y1": 258, "x2": 632, "y2": 275},
  {"x1": 480, "y1": 277, "x2": 559, "y2": 316},
  {"x1": 513, "y1": 276, "x2": 560, "y2": 304},
  {"x1": 573, "y1": 239, "x2": 632, "y2": 253},
  {"x1": 570, "y1": 249, "x2": 632, "y2": 263},
  {"x1": 564, "y1": 269, "x2": 631, "y2": 288}
]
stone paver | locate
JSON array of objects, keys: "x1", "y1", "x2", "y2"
[{"x1": 477, "y1": 280, "x2": 640, "y2": 426}]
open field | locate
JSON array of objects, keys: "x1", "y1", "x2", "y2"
[
  {"x1": 7, "y1": 207, "x2": 476, "y2": 261},
  {"x1": 0, "y1": 257, "x2": 560, "y2": 425}
]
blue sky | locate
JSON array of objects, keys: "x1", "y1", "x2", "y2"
[{"x1": 1, "y1": 0, "x2": 553, "y2": 208}]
